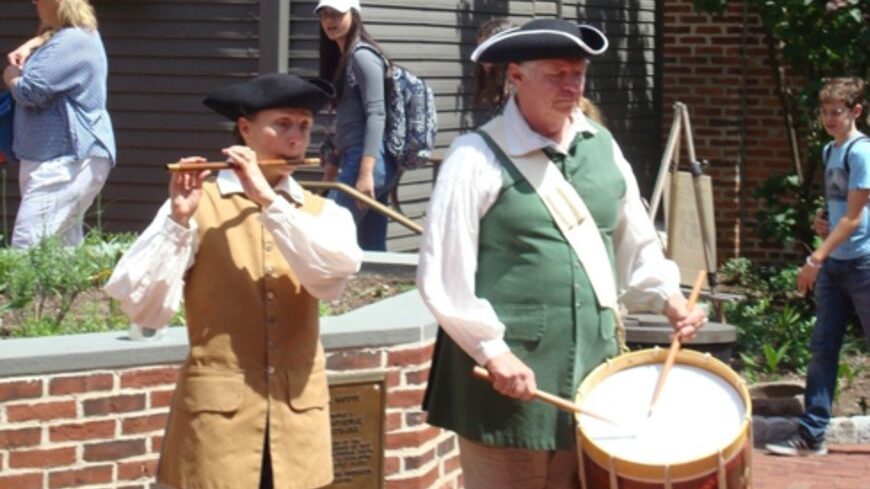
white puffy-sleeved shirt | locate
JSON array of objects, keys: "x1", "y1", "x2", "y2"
[
  {"x1": 416, "y1": 97, "x2": 682, "y2": 366},
  {"x1": 105, "y1": 171, "x2": 363, "y2": 335}
]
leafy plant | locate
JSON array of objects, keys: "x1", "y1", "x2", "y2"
[
  {"x1": 720, "y1": 257, "x2": 815, "y2": 375},
  {"x1": 762, "y1": 342, "x2": 790, "y2": 374},
  {"x1": 0, "y1": 231, "x2": 136, "y2": 338},
  {"x1": 693, "y1": 0, "x2": 869, "y2": 250}
]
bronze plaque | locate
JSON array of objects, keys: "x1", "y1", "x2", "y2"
[{"x1": 327, "y1": 372, "x2": 386, "y2": 489}]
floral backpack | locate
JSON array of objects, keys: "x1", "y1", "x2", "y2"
[{"x1": 355, "y1": 43, "x2": 437, "y2": 170}]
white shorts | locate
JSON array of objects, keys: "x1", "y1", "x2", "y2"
[{"x1": 12, "y1": 155, "x2": 112, "y2": 248}]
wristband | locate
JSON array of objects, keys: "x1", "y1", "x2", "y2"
[{"x1": 805, "y1": 256, "x2": 821, "y2": 269}]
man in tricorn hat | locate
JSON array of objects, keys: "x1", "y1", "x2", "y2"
[
  {"x1": 417, "y1": 19, "x2": 707, "y2": 488},
  {"x1": 105, "y1": 74, "x2": 362, "y2": 489}
]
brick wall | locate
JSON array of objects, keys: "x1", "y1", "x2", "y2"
[
  {"x1": 0, "y1": 340, "x2": 461, "y2": 489},
  {"x1": 662, "y1": 0, "x2": 804, "y2": 263}
]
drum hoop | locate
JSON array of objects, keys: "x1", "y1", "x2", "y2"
[{"x1": 574, "y1": 348, "x2": 752, "y2": 482}]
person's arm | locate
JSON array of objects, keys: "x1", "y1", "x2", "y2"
[
  {"x1": 7, "y1": 35, "x2": 46, "y2": 68},
  {"x1": 261, "y1": 197, "x2": 363, "y2": 301},
  {"x1": 8, "y1": 30, "x2": 96, "y2": 107},
  {"x1": 104, "y1": 163, "x2": 209, "y2": 335},
  {"x1": 350, "y1": 49, "x2": 387, "y2": 203},
  {"x1": 417, "y1": 134, "x2": 538, "y2": 399},
  {"x1": 221, "y1": 145, "x2": 363, "y2": 300},
  {"x1": 798, "y1": 188, "x2": 870, "y2": 293},
  {"x1": 416, "y1": 135, "x2": 509, "y2": 364},
  {"x1": 103, "y1": 202, "x2": 199, "y2": 334},
  {"x1": 611, "y1": 141, "x2": 705, "y2": 339}
]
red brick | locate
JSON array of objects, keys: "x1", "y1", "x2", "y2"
[
  {"x1": 150, "y1": 388, "x2": 175, "y2": 408},
  {"x1": 404, "y1": 368, "x2": 430, "y2": 385},
  {"x1": 437, "y1": 436, "x2": 456, "y2": 457},
  {"x1": 386, "y1": 370, "x2": 401, "y2": 388},
  {"x1": 326, "y1": 350, "x2": 383, "y2": 370},
  {"x1": 386, "y1": 411, "x2": 403, "y2": 432},
  {"x1": 122, "y1": 413, "x2": 168, "y2": 434},
  {"x1": 0, "y1": 379, "x2": 42, "y2": 402},
  {"x1": 6, "y1": 400, "x2": 77, "y2": 422},
  {"x1": 443, "y1": 453, "x2": 461, "y2": 475},
  {"x1": 83, "y1": 394, "x2": 146, "y2": 416},
  {"x1": 404, "y1": 410, "x2": 425, "y2": 428},
  {"x1": 385, "y1": 464, "x2": 438, "y2": 489},
  {"x1": 83, "y1": 439, "x2": 147, "y2": 462},
  {"x1": 403, "y1": 447, "x2": 434, "y2": 470},
  {"x1": 48, "y1": 465, "x2": 113, "y2": 488},
  {"x1": 118, "y1": 458, "x2": 159, "y2": 480},
  {"x1": 387, "y1": 388, "x2": 425, "y2": 408},
  {"x1": 387, "y1": 343, "x2": 435, "y2": 367},
  {"x1": 49, "y1": 420, "x2": 116, "y2": 442},
  {"x1": 384, "y1": 455, "x2": 401, "y2": 476},
  {"x1": 120, "y1": 367, "x2": 179, "y2": 389},
  {"x1": 9, "y1": 447, "x2": 76, "y2": 469},
  {"x1": 0, "y1": 427, "x2": 41, "y2": 449},
  {"x1": 49, "y1": 373, "x2": 113, "y2": 395},
  {"x1": 151, "y1": 434, "x2": 164, "y2": 454},
  {"x1": 386, "y1": 426, "x2": 440, "y2": 450},
  {"x1": 0, "y1": 472, "x2": 43, "y2": 489}
]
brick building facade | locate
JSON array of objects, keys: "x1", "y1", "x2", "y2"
[{"x1": 662, "y1": 0, "x2": 804, "y2": 264}]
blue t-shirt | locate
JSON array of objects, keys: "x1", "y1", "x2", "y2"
[{"x1": 825, "y1": 132, "x2": 870, "y2": 259}]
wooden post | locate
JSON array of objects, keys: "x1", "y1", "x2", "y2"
[{"x1": 259, "y1": 0, "x2": 290, "y2": 74}]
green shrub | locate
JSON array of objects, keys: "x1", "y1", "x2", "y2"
[
  {"x1": 721, "y1": 257, "x2": 867, "y2": 379},
  {"x1": 0, "y1": 231, "x2": 136, "y2": 338}
]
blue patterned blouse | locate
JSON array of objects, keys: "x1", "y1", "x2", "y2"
[{"x1": 10, "y1": 27, "x2": 115, "y2": 164}]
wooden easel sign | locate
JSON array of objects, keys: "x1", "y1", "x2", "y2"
[{"x1": 664, "y1": 171, "x2": 716, "y2": 287}]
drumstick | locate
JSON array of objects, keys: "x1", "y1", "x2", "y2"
[
  {"x1": 165, "y1": 157, "x2": 320, "y2": 171},
  {"x1": 472, "y1": 366, "x2": 622, "y2": 426},
  {"x1": 647, "y1": 270, "x2": 706, "y2": 417}
]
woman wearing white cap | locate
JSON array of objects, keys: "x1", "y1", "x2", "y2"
[{"x1": 316, "y1": 0, "x2": 397, "y2": 251}]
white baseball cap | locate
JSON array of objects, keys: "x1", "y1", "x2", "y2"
[{"x1": 314, "y1": 0, "x2": 361, "y2": 14}]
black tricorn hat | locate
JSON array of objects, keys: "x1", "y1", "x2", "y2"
[
  {"x1": 203, "y1": 74, "x2": 335, "y2": 121},
  {"x1": 471, "y1": 18, "x2": 608, "y2": 64}
]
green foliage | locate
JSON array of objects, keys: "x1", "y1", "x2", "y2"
[
  {"x1": 720, "y1": 257, "x2": 816, "y2": 375},
  {"x1": 0, "y1": 231, "x2": 136, "y2": 338},
  {"x1": 693, "y1": 0, "x2": 869, "y2": 250},
  {"x1": 753, "y1": 173, "x2": 824, "y2": 249},
  {"x1": 694, "y1": 0, "x2": 868, "y2": 84}
]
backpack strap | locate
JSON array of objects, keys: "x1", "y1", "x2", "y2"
[
  {"x1": 823, "y1": 141, "x2": 834, "y2": 168},
  {"x1": 843, "y1": 135, "x2": 870, "y2": 175},
  {"x1": 352, "y1": 42, "x2": 392, "y2": 78}
]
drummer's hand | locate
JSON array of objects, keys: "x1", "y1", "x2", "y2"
[
  {"x1": 663, "y1": 293, "x2": 707, "y2": 341},
  {"x1": 484, "y1": 352, "x2": 537, "y2": 401},
  {"x1": 223, "y1": 145, "x2": 278, "y2": 207},
  {"x1": 169, "y1": 157, "x2": 210, "y2": 227}
]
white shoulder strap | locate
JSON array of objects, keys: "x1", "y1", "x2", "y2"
[{"x1": 481, "y1": 117, "x2": 618, "y2": 309}]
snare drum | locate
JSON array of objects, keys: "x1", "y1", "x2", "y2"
[{"x1": 575, "y1": 348, "x2": 752, "y2": 488}]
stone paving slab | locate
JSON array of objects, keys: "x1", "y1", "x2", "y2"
[{"x1": 753, "y1": 446, "x2": 870, "y2": 488}]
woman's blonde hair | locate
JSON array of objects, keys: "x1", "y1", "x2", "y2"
[{"x1": 49, "y1": 0, "x2": 98, "y2": 32}]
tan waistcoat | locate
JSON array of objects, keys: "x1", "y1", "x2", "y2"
[{"x1": 157, "y1": 181, "x2": 333, "y2": 489}]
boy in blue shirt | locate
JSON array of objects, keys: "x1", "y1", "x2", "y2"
[{"x1": 767, "y1": 77, "x2": 870, "y2": 456}]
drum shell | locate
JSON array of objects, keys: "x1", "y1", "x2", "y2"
[{"x1": 575, "y1": 348, "x2": 753, "y2": 488}]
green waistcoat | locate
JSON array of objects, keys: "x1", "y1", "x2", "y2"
[{"x1": 423, "y1": 119, "x2": 627, "y2": 450}]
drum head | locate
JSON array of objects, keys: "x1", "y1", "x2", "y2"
[{"x1": 579, "y1": 362, "x2": 745, "y2": 465}]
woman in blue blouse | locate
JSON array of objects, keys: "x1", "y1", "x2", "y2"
[
  {"x1": 2, "y1": 0, "x2": 115, "y2": 248},
  {"x1": 317, "y1": 0, "x2": 396, "y2": 251}
]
